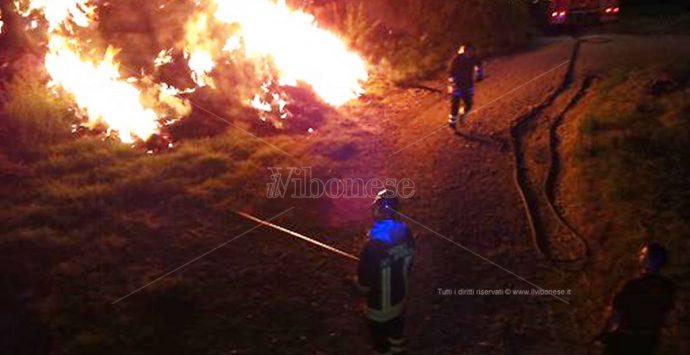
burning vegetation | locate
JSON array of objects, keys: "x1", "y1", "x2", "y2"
[
  {"x1": 4, "y1": 0, "x2": 371, "y2": 145},
  {"x1": 3, "y1": 1, "x2": 690, "y2": 354},
  {"x1": 1, "y1": 0, "x2": 534, "y2": 149}
]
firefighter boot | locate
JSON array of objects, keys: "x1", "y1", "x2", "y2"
[{"x1": 448, "y1": 114, "x2": 458, "y2": 129}]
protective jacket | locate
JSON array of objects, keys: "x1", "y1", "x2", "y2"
[
  {"x1": 612, "y1": 274, "x2": 676, "y2": 336},
  {"x1": 357, "y1": 219, "x2": 415, "y2": 322},
  {"x1": 449, "y1": 53, "x2": 483, "y2": 89}
]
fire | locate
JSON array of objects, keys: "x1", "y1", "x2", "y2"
[
  {"x1": 184, "y1": 13, "x2": 217, "y2": 88},
  {"x1": 186, "y1": 50, "x2": 216, "y2": 87},
  {"x1": 12, "y1": 0, "x2": 368, "y2": 143},
  {"x1": 154, "y1": 49, "x2": 174, "y2": 68},
  {"x1": 206, "y1": 0, "x2": 369, "y2": 106},
  {"x1": 251, "y1": 80, "x2": 290, "y2": 121},
  {"x1": 18, "y1": 0, "x2": 93, "y2": 30},
  {"x1": 45, "y1": 36, "x2": 158, "y2": 143},
  {"x1": 19, "y1": 0, "x2": 186, "y2": 143}
]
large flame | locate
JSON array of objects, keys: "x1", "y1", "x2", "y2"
[
  {"x1": 45, "y1": 36, "x2": 159, "y2": 143},
  {"x1": 20, "y1": 0, "x2": 179, "y2": 143},
  {"x1": 16, "y1": 0, "x2": 368, "y2": 143},
  {"x1": 19, "y1": 0, "x2": 93, "y2": 30},
  {"x1": 205, "y1": 0, "x2": 369, "y2": 106}
]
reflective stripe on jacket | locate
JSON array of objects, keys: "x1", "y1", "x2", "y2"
[{"x1": 357, "y1": 220, "x2": 415, "y2": 322}]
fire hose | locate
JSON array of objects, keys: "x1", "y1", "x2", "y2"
[{"x1": 234, "y1": 210, "x2": 360, "y2": 262}]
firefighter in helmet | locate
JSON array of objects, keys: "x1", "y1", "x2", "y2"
[
  {"x1": 448, "y1": 43, "x2": 484, "y2": 129},
  {"x1": 600, "y1": 242, "x2": 676, "y2": 355},
  {"x1": 357, "y1": 189, "x2": 415, "y2": 354}
]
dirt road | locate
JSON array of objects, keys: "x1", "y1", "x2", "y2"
[{"x1": 334, "y1": 35, "x2": 582, "y2": 354}]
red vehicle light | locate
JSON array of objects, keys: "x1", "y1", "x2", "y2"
[
  {"x1": 605, "y1": 8, "x2": 612, "y2": 13},
  {"x1": 559, "y1": 11, "x2": 566, "y2": 17},
  {"x1": 613, "y1": 7, "x2": 620, "y2": 13},
  {"x1": 552, "y1": 11, "x2": 559, "y2": 17}
]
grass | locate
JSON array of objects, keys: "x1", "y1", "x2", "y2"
[
  {"x1": 0, "y1": 72, "x2": 76, "y2": 157},
  {"x1": 575, "y1": 61, "x2": 690, "y2": 220},
  {"x1": 570, "y1": 58, "x2": 690, "y2": 353},
  {"x1": 0, "y1": 132, "x2": 306, "y2": 353},
  {"x1": 0, "y1": 60, "x2": 370, "y2": 352}
]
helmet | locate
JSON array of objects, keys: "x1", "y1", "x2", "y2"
[
  {"x1": 458, "y1": 43, "x2": 476, "y2": 54},
  {"x1": 372, "y1": 189, "x2": 400, "y2": 221},
  {"x1": 639, "y1": 242, "x2": 668, "y2": 273}
]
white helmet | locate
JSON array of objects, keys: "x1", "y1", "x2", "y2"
[{"x1": 372, "y1": 189, "x2": 400, "y2": 221}]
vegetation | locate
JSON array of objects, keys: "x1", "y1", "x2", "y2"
[
  {"x1": 316, "y1": 0, "x2": 534, "y2": 83},
  {"x1": 1, "y1": 72, "x2": 76, "y2": 157},
  {"x1": 571, "y1": 59, "x2": 690, "y2": 352},
  {"x1": 0, "y1": 46, "x2": 359, "y2": 352},
  {"x1": 0, "y1": 103, "x2": 300, "y2": 353}
]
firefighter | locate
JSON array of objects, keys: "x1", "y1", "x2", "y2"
[
  {"x1": 599, "y1": 242, "x2": 676, "y2": 355},
  {"x1": 448, "y1": 43, "x2": 484, "y2": 129},
  {"x1": 357, "y1": 189, "x2": 415, "y2": 354}
]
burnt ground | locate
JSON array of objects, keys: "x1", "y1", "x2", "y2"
[{"x1": 4, "y1": 34, "x2": 690, "y2": 354}]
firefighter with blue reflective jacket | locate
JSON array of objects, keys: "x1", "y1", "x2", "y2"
[
  {"x1": 448, "y1": 43, "x2": 484, "y2": 128},
  {"x1": 357, "y1": 189, "x2": 415, "y2": 355}
]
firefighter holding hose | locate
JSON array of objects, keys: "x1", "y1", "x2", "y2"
[
  {"x1": 448, "y1": 43, "x2": 484, "y2": 129},
  {"x1": 599, "y1": 242, "x2": 676, "y2": 355},
  {"x1": 356, "y1": 189, "x2": 416, "y2": 354}
]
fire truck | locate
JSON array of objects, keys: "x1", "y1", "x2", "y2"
[{"x1": 546, "y1": 0, "x2": 621, "y2": 25}]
